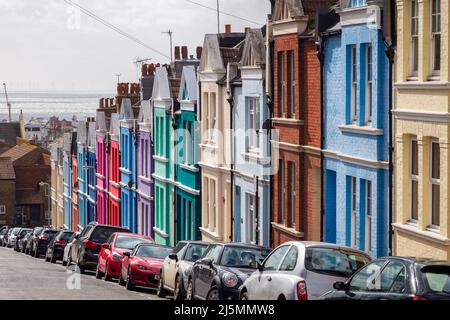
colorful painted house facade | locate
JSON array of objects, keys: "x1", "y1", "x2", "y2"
[
  {"x1": 175, "y1": 65, "x2": 202, "y2": 241},
  {"x1": 63, "y1": 132, "x2": 73, "y2": 228},
  {"x1": 119, "y1": 99, "x2": 138, "y2": 233},
  {"x1": 393, "y1": 0, "x2": 450, "y2": 260},
  {"x1": 321, "y1": 0, "x2": 391, "y2": 257},
  {"x1": 108, "y1": 113, "x2": 121, "y2": 227},
  {"x1": 71, "y1": 137, "x2": 79, "y2": 231},
  {"x1": 77, "y1": 119, "x2": 89, "y2": 227},
  {"x1": 95, "y1": 110, "x2": 109, "y2": 225},
  {"x1": 87, "y1": 121, "x2": 97, "y2": 223},
  {"x1": 198, "y1": 29, "x2": 246, "y2": 243},
  {"x1": 232, "y1": 29, "x2": 271, "y2": 247}
]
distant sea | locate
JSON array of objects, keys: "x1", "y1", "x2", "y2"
[{"x1": 0, "y1": 91, "x2": 113, "y2": 123}]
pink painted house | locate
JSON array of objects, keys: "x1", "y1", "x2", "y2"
[{"x1": 95, "y1": 109, "x2": 109, "y2": 224}]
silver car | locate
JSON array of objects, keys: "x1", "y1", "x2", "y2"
[
  {"x1": 240, "y1": 241, "x2": 371, "y2": 300},
  {"x1": 62, "y1": 231, "x2": 79, "y2": 266},
  {"x1": 7, "y1": 227, "x2": 21, "y2": 248}
]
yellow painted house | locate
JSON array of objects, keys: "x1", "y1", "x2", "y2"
[{"x1": 393, "y1": 0, "x2": 450, "y2": 259}]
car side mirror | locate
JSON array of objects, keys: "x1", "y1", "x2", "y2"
[
  {"x1": 257, "y1": 261, "x2": 264, "y2": 272},
  {"x1": 123, "y1": 251, "x2": 131, "y2": 257},
  {"x1": 101, "y1": 243, "x2": 109, "y2": 249},
  {"x1": 201, "y1": 258, "x2": 213, "y2": 267},
  {"x1": 333, "y1": 281, "x2": 346, "y2": 291},
  {"x1": 169, "y1": 253, "x2": 178, "y2": 261}
]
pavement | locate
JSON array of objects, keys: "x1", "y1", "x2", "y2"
[{"x1": 0, "y1": 246, "x2": 166, "y2": 300}]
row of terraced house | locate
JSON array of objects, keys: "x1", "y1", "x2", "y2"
[{"x1": 49, "y1": 0, "x2": 450, "y2": 260}]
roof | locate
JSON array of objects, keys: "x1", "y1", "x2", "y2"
[
  {"x1": 240, "y1": 29, "x2": 266, "y2": 67},
  {"x1": 0, "y1": 144, "x2": 36, "y2": 163},
  {"x1": 178, "y1": 65, "x2": 198, "y2": 102},
  {"x1": 220, "y1": 47, "x2": 242, "y2": 65},
  {"x1": 0, "y1": 122, "x2": 22, "y2": 145},
  {"x1": 376, "y1": 256, "x2": 450, "y2": 266},
  {"x1": 169, "y1": 78, "x2": 181, "y2": 99},
  {"x1": 88, "y1": 121, "x2": 97, "y2": 150},
  {"x1": 152, "y1": 67, "x2": 171, "y2": 101},
  {"x1": 109, "y1": 113, "x2": 120, "y2": 139},
  {"x1": 0, "y1": 157, "x2": 15, "y2": 180},
  {"x1": 0, "y1": 140, "x2": 13, "y2": 155},
  {"x1": 76, "y1": 120, "x2": 87, "y2": 145},
  {"x1": 138, "y1": 100, "x2": 152, "y2": 125},
  {"x1": 63, "y1": 132, "x2": 72, "y2": 153},
  {"x1": 119, "y1": 98, "x2": 134, "y2": 120},
  {"x1": 96, "y1": 111, "x2": 107, "y2": 132}
]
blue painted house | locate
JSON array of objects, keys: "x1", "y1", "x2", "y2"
[
  {"x1": 321, "y1": 0, "x2": 390, "y2": 257},
  {"x1": 62, "y1": 132, "x2": 73, "y2": 229},
  {"x1": 87, "y1": 121, "x2": 97, "y2": 223},
  {"x1": 119, "y1": 98, "x2": 138, "y2": 233},
  {"x1": 175, "y1": 65, "x2": 201, "y2": 241},
  {"x1": 76, "y1": 119, "x2": 89, "y2": 227},
  {"x1": 232, "y1": 29, "x2": 271, "y2": 247}
]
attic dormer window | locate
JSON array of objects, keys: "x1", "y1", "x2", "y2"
[{"x1": 348, "y1": 0, "x2": 366, "y2": 8}]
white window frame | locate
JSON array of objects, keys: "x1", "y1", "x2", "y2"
[
  {"x1": 205, "y1": 178, "x2": 210, "y2": 228},
  {"x1": 288, "y1": 50, "x2": 295, "y2": 118},
  {"x1": 350, "y1": 176, "x2": 357, "y2": 248},
  {"x1": 246, "y1": 193, "x2": 256, "y2": 244},
  {"x1": 279, "y1": 52, "x2": 286, "y2": 117},
  {"x1": 430, "y1": 139, "x2": 440, "y2": 228},
  {"x1": 247, "y1": 97, "x2": 260, "y2": 153},
  {"x1": 350, "y1": 45, "x2": 357, "y2": 123},
  {"x1": 280, "y1": 160, "x2": 285, "y2": 225},
  {"x1": 288, "y1": 161, "x2": 296, "y2": 227},
  {"x1": 410, "y1": 0, "x2": 419, "y2": 76},
  {"x1": 431, "y1": 0, "x2": 441, "y2": 76},
  {"x1": 365, "y1": 44, "x2": 373, "y2": 124},
  {"x1": 203, "y1": 92, "x2": 210, "y2": 143},
  {"x1": 410, "y1": 138, "x2": 419, "y2": 222},
  {"x1": 0, "y1": 205, "x2": 6, "y2": 215},
  {"x1": 211, "y1": 179, "x2": 217, "y2": 231},
  {"x1": 365, "y1": 180, "x2": 372, "y2": 253},
  {"x1": 209, "y1": 93, "x2": 217, "y2": 143}
]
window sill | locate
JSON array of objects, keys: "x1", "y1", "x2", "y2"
[
  {"x1": 200, "y1": 143, "x2": 218, "y2": 151},
  {"x1": 199, "y1": 227, "x2": 223, "y2": 241},
  {"x1": 119, "y1": 167, "x2": 132, "y2": 174},
  {"x1": 241, "y1": 152, "x2": 269, "y2": 164},
  {"x1": 180, "y1": 163, "x2": 199, "y2": 173},
  {"x1": 271, "y1": 222, "x2": 304, "y2": 238},
  {"x1": 392, "y1": 222, "x2": 450, "y2": 245},
  {"x1": 272, "y1": 118, "x2": 304, "y2": 126},
  {"x1": 338, "y1": 124, "x2": 384, "y2": 136},
  {"x1": 138, "y1": 175, "x2": 152, "y2": 183},
  {"x1": 153, "y1": 155, "x2": 169, "y2": 163},
  {"x1": 395, "y1": 81, "x2": 450, "y2": 90},
  {"x1": 153, "y1": 227, "x2": 169, "y2": 238}
]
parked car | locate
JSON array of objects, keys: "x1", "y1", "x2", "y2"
[
  {"x1": 14, "y1": 228, "x2": 32, "y2": 252},
  {"x1": 320, "y1": 257, "x2": 450, "y2": 300},
  {"x1": 119, "y1": 243, "x2": 173, "y2": 291},
  {"x1": 62, "y1": 232, "x2": 80, "y2": 266},
  {"x1": 6, "y1": 227, "x2": 21, "y2": 248},
  {"x1": 158, "y1": 240, "x2": 209, "y2": 299},
  {"x1": 96, "y1": 232, "x2": 154, "y2": 281},
  {"x1": 67, "y1": 223, "x2": 131, "y2": 273},
  {"x1": 45, "y1": 230, "x2": 75, "y2": 263},
  {"x1": 2, "y1": 228, "x2": 14, "y2": 247},
  {"x1": 30, "y1": 228, "x2": 58, "y2": 258},
  {"x1": 240, "y1": 242, "x2": 371, "y2": 300},
  {"x1": 26, "y1": 227, "x2": 43, "y2": 255},
  {"x1": 19, "y1": 231, "x2": 33, "y2": 253},
  {"x1": 186, "y1": 243, "x2": 271, "y2": 300},
  {"x1": 0, "y1": 227, "x2": 10, "y2": 246}
]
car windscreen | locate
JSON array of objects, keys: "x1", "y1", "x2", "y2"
[
  {"x1": 90, "y1": 227, "x2": 129, "y2": 243},
  {"x1": 33, "y1": 228, "x2": 43, "y2": 235},
  {"x1": 422, "y1": 266, "x2": 450, "y2": 294},
  {"x1": 220, "y1": 246, "x2": 271, "y2": 269},
  {"x1": 58, "y1": 232, "x2": 74, "y2": 241},
  {"x1": 12, "y1": 228, "x2": 21, "y2": 235},
  {"x1": 115, "y1": 235, "x2": 153, "y2": 249},
  {"x1": 184, "y1": 244, "x2": 208, "y2": 262},
  {"x1": 44, "y1": 230, "x2": 58, "y2": 239},
  {"x1": 135, "y1": 245, "x2": 173, "y2": 259},
  {"x1": 19, "y1": 229, "x2": 31, "y2": 236},
  {"x1": 305, "y1": 247, "x2": 370, "y2": 278}
]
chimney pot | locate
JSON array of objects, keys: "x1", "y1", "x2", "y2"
[
  {"x1": 141, "y1": 64, "x2": 148, "y2": 77},
  {"x1": 174, "y1": 46, "x2": 181, "y2": 60},
  {"x1": 225, "y1": 24, "x2": 232, "y2": 33},
  {"x1": 181, "y1": 46, "x2": 188, "y2": 59},
  {"x1": 196, "y1": 46, "x2": 203, "y2": 59},
  {"x1": 99, "y1": 98, "x2": 105, "y2": 109},
  {"x1": 148, "y1": 63, "x2": 155, "y2": 74}
]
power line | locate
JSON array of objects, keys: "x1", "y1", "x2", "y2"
[
  {"x1": 185, "y1": 0, "x2": 263, "y2": 26},
  {"x1": 63, "y1": 0, "x2": 171, "y2": 60}
]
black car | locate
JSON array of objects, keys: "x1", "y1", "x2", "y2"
[
  {"x1": 320, "y1": 257, "x2": 450, "y2": 300},
  {"x1": 186, "y1": 243, "x2": 271, "y2": 300},
  {"x1": 67, "y1": 223, "x2": 130, "y2": 273},
  {"x1": 45, "y1": 230, "x2": 75, "y2": 263},
  {"x1": 30, "y1": 228, "x2": 58, "y2": 258},
  {"x1": 14, "y1": 228, "x2": 32, "y2": 252},
  {"x1": 26, "y1": 227, "x2": 44, "y2": 255}
]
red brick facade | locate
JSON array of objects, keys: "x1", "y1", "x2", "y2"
[{"x1": 271, "y1": 18, "x2": 323, "y2": 246}]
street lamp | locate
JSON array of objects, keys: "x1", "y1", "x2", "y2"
[{"x1": 39, "y1": 182, "x2": 51, "y2": 227}]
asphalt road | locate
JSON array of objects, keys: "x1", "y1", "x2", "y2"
[{"x1": 0, "y1": 247, "x2": 166, "y2": 300}]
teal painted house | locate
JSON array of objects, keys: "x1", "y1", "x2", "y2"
[
  {"x1": 152, "y1": 66, "x2": 176, "y2": 246},
  {"x1": 174, "y1": 65, "x2": 201, "y2": 241}
]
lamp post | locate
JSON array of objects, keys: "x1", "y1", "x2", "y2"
[{"x1": 39, "y1": 182, "x2": 51, "y2": 227}]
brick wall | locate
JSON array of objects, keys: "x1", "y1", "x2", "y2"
[{"x1": 0, "y1": 180, "x2": 15, "y2": 226}]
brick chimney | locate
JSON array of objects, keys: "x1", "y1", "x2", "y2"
[
  {"x1": 196, "y1": 46, "x2": 203, "y2": 60},
  {"x1": 245, "y1": 27, "x2": 251, "y2": 33},
  {"x1": 225, "y1": 24, "x2": 232, "y2": 33},
  {"x1": 174, "y1": 46, "x2": 181, "y2": 60},
  {"x1": 99, "y1": 98, "x2": 105, "y2": 109},
  {"x1": 141, "y1": 64, "x2": 148, "y2": 77},
  {"x1": 148, "y1": 63, "x2": 155, "y2": 75},
  {"x1": 181, "y1": 46, "x2": 188, "y2": 59}
]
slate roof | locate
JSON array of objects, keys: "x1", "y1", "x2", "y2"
[
  {"x1": 240, "y1": 29, "x2": 266, "y2": 66},
  {"x1": 0, "y1": 141, "x2": 12, "y2": 155},
  {"x1": 0, "y1": 156, "x2": 15, "y2": 180},
  {"x1": 88, "y1": 121, "x2": 97, "y2": 151},
  {"x1": 0, "y1": 122, "x2": 21, "y2": 145},
  {"x1": 0, "y1": 144, "x2": 36, "y2": 163},
  {"x1": 169, "y1": 78, "x2": 181, "y2": 99},
  {"x1": 77, "y1": 120, "x2": 88, "y2": 145},
  {"x1": 96, "y1": 111, "x2": 107, "y2": 132}
]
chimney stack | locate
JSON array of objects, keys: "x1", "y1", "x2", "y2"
[
  {"x1": 148, "y1": 63, "x2": 155, "y2": 75},
  {"x1": 174, "y1": 46, "x2": 181, "y2": 60},
  {"x1": 245, "y1": 27, "x2": 251, "y2": 33},
  {"x1": 225, "y1": 24, "x2": 232, "y2": 33},
  {"x1": 181, "y1": 46, "x2": 188, "y2": 59},
  {"x1": 196, "y1": 46, "x2": 203, "y2": 60},
  {"x1": 99, "y1": 98, "x2": 105, "y2": 109},
  {"x1": 141, "y1": 64, "x2": 148, "y2": 77},
  {"x1": 105, "y1": 98, "x2": 109, "y2": 108}
]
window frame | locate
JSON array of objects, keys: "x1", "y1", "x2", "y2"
[
  {"x1": 365, "y1": 44, "x2": 373, "y2": 125},
  {"x1": 431, "y1": 0, "x2": 441, "y2": 76},
  {"x1": 410, "y1": 0, "x2": 419, "y2": 77},
  {"x1": 0, "y1": 205, "x2": 6, "y2": 215},
  {"x1": 247, "y1": 97, "x2": 260, "y2": 153},
  {"x1": 429, "y1": 139, "x2": 440, "y2": 228},
  {"x1": 365, "y1": 180, "x2": 372, "y2": 254},
  {"x1": 350, "y1": 45, "x2": 357, "y2": 124},
  {"x1": 350, "y1": 176, "x2": 357, "y2": 248},
  {"x1": 246, "y1": 192, "x2": 256, "y2": 244},
  {"x1": 410, "y1": 138, "x2": 419, "y2": 222}
]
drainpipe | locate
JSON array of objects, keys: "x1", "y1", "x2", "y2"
[
  {"x1": 133, "y1": 119, "x2": 139, "y2": 234},
  {"x1": 226, "y1": 63, "x2": 235, "y2": 243},
  {"x1": 172, "y1": 99, "x2": 177, "y2": 246},
  {"x1": 197, "y1": 76, "x2": 202, "y2": 241}
]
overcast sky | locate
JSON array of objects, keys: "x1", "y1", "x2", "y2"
[{"x1": 0, "y1": 0, "x2": 270, "y2": 92}]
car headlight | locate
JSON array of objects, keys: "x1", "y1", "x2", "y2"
[
  {"x1": 136, "y1": 265, "x2": 148, "y2": 270},
  {"x1": 112, "y1": 252, "x2": 123, "y2": 261},
  {"x1": 222, "y1": 272, "x2": 239, "y2": 288}
]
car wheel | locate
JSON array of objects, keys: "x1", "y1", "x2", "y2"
[
  {"x1": 173, "y1": 275, "x2": 184, "y2": 301},
  {"x1": 125, "y1": 267, "x2": 135, "y2": 291},
  {"x1": 95, "y1": 264, "x2": 104, "y2": 279},
  {"x1": 156, "y1": 272, "x2": 167, "y2": 298},
  {"x1": 50, "y1": 254, "x2": 56, "y2": 264},
  {"x1": 206, "y1": 286, "x2": 220, "y2": 300},
  {"x1": 62, "y1": 259, "x2": 67, "y2": 267},
  {"x1": 104, "y1": 262, "x2": 112, "y2": 282},
  {"x1": 77, "y1": 258, "x2": 85, "y2": 274},
  {"x1": 185, "y1": 278, "x2": 194, "y2": 301},
  {"x1": 45, "y1": 254, "x2": 50, "y2": 262},
  {"x1": 33, "y1": 248, "x2": 39, "y2": 258},
  {"x1": 118, "y1": 271, "x2": 126, "y2": 286},
  {"x1": 240, "y1": 291, "x2": 249, "y2": 300}
]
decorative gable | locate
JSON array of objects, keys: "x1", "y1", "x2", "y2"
[
  {"x1": 273, "y1": 0, "x2": 305, "y2": 21},
  {"x1": 88, "y1": 121, "x2": 97, "y2": 151},
  {"x1": 119, "y1": 98, "x2": 133, "y2": 120},
  {"x1": 240, "y1": 29, "x2": 266, "y2": 68},
  {"x1": 198, "y1": 34, "x2": 225, "y2": 73},
  {"x1": 152, "y1": 67, "x2": 171, "y2": 101},
  {"x1": 178, "y1": 65, "x2": 198, "y2": 102}
]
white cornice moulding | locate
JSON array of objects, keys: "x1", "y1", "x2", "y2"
[
  {"x1": 392, "y1": 223, "x2": 450, "y2": 245},
  {"x1": 323, "y1": 149, "x2": 389, "y2": 170},
  {"x1": 338, "y1": 124, "x2": 384, "y2": 136},
  {"x1": 394, "y1": 81, "x2": 450, "y2": 90},
  {"x1": 272, "y1": 17, "x2": 308, "y2": 36},
  {"x1": 393, "y1": 109, "x2": 450, "y2": 123}
]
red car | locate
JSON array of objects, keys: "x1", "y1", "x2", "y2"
[
  {"x1": 119, "y1": 243, "x2": 173, "y2": 291},
  {"x1": 96, "y1": 232, "x2": 154, "y2": 281}
]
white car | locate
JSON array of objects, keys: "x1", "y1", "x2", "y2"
[
  {"x1": 240, "y1": 241, "x2": 371, "y2": 300},
  {"x1": 62, "y1": 232, "x2": 79, "y2": 266},
  {"x1": 7, "y1": 227, "x2": 21, "y2": 248}
]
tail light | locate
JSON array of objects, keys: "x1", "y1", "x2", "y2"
[
  {"x1": 54, "y1": 240, "x2": 65, "y2": 245},
  {"x1": 296, "y1": 280, "x2": 308, "y2": 300},
  {"x1": 38, "y1": 235, "x2": 48, "y2": 241},
  {"x1": 412, "y1": 295, "x2": 428, "y2": 300},
  {"x1": 84, "y1": 240, "x2": 98, "y2": 250}
]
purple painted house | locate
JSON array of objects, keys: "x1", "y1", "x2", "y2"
[{"x1": 96, "y1": 110, "x2": 109, "y2": 225}]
